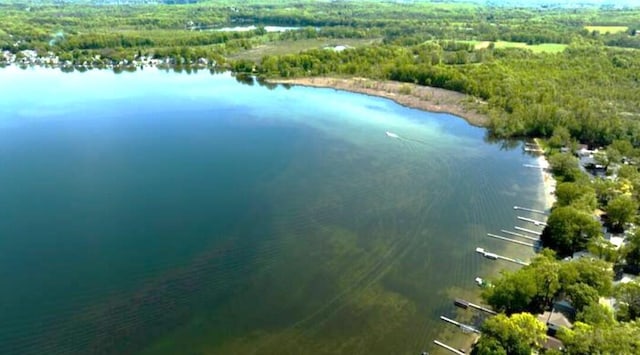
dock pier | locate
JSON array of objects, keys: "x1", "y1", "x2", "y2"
[
  {"x1": 523, "y1": 164, "x2": 544, "y2": 169},
  {"x1": 513, "y1": 206, "x2": 547, "y2": 215},
  {"x1": 440, "y1": 316, "x2": 481, "y2": 334},
  {"x1": 500, "y1": 229, "x2": 539, "y2": 242},
  {"x1": 475, "y1": 247, "x2": 530, "y2": 266},
  {"x1": 514, "y1": 226, "x2": 542, "y2": 236},
  {"x1": 454, "y1": 298, "x2": 497, "y2": 315},
  {"x1": 517, "y1": 216, "x2": 547, "y2": 227},
  {"x1": 433, "y1": 340, "x2": 466, "y2": 355},
  {"x1": 487, "y1": 233, "x2": 535, "y2": 247}
]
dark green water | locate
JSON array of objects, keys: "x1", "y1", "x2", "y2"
[{"x1": 0, "y1": 67, "x2": 543, "y2": 354}]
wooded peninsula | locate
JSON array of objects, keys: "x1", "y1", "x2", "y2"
[{"x1": 2, "y1": 0, "x2": 640, "y2": 353}]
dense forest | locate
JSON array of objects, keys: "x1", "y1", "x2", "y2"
[{"x1": 2, "y1": 0, "x2": 640, "y2": 353}]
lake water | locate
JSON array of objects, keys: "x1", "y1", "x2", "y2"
[{"x1": 0, "y1": 67, "x2": 543, "y2": 354}]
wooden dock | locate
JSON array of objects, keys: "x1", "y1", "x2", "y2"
[
  {"x1": 433, "y1": 340, "x2": 465, "y2": 355},
  {"x1": 517, "y1": 216, "x2": 547, "y2": 227},
  {"x1": 454, "y1": 298, "x2": 497, "y2": 315},
  {"x1": 440, "y1": 316, "x2": 481, "y2": 334},
  {"x1": 515, "y1": 226, "x2": 542, "y2": 236},
  {"x1": 523, "y1": 164, "x2": 544, "y2": 169},
  {"x1": 514, "y1": 206, "x2": 547, "y2": 215},
  {"x1": 524, "y1": 149, "x2": 543, "y2": 153},
  {"x1": 487, "y1": 233, "x2": 535, "y2": 247},
  {"x1": 476, "y1": 247, "x2": 530, "y2": 266},
  {"x1": 501, "y1": 229, "x2": 539, "y2": 242}
]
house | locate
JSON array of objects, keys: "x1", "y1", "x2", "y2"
[
  {"x1": 576, "y1": 144, "x2": 593, "y2": 157},
  {"x1": 537, "y1": 307, "x2": 573, "y2": 336},
  {"x1": 579, "y1": 155, "x2": 606, "y2": 170},
  {"x1": 325, "y1": 45, "x2": 348, "y2": 52}
]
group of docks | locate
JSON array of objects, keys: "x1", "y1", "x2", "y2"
[
  {"x1": 432, "y1": 206, "x2": 548, "y2": 354},
  {"x1": 432, "y1": 298, "x2": 498, "y2": 354},
  {"x1": 476, "y1": 205, "x2": 548, "y2": 266}
]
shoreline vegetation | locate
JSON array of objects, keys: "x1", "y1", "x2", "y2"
[{"x1": 267, "y1": 77, "x2": 488, "y2": 127}]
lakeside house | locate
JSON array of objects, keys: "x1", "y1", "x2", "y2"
[
  {"x1": 535, "y1": 302, "x2": 574, "y2": 352},
  {"x1": 538, "y1": 301, "x2": 574, "y2": 346},
  {"x1": 0, "y1": 49, "x2": 216, "y2": 70}
]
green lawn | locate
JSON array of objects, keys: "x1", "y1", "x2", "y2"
[
  {"x1": 463, "y1": 41, "x2": 567, "y2": 53},
  {"x1": 585, "y1": 25, "x2": 628, "y2": 34}
]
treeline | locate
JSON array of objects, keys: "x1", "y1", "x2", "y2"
[{"x1": 3, "y1": 0, "x2": 640, "y2": 63}]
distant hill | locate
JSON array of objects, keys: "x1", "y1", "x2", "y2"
[
  {"x1": 432, "y1": 0, "x2": 640, "y2": 8},
  {"x1": 1, "y1": 0, "x2": 639, "y2": 7}
]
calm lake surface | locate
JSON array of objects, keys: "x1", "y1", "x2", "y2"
[{"x1": 0, "y1": 67, "x2": 543, "y2": 354}]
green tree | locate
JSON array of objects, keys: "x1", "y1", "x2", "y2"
[
  {"x1": 615, "y1": 282, "x2": 640, "y2": 321},
  {"x1": 483, "y1": 251, "x2": 560, "y2": 314},
  {"x1": 606, "y1": 194, "x2": 637, "y2": 230},
  {"x1": 555, "y1": 181, "x2": 597, "y2": 211},
  {"x1": 549, "y1": 152, "x2": 582, "y2": 182},
  {"x1": 483, "y1": 269, "x2": 538, "y2": 314},
  {"x1": 558, "y1": 320, "x2": 640, "y2": 354},
  {"x1": 576, "y1": 303, "x2": 616, "y2": 326},
  {"x1": 541, "y1": 206, "x2": 603, "y2": 257},
  {"x1": 475, "y1": 313, "x2": 546, "y2": 355},
  {"x1": 587, "y1": 237, "x2": 620, "y2": 263},
  {"x1": 558, "y1": 258, "x2": 613, "y2": 296},
  {"x1": 548, "y1": 126, "x2": 571, "y2": 149},
  {"x1": 611, "y1": 139, "x2": 634, "y2": 158},
  {"x1": 564, "y1": 283, "x2": 600, "y2": 312},
  {"x1": 623, "y1": 231, "x2": 640, "y2": 273}
]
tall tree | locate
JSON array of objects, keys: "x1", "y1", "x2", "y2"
[
  {"x1": 555, "y1": 181, "x2": 597, "y2": 211},
  {"x1": 541, "y1": 206, "x2": 602, "y2": 257},
  {"x1": 474, "y1": 313, "x2": 546, "y2": 355},
  {"x1": 615, "y1": 282, "x2": 640, "y2": 322},
  {"x1": 606, "y1": 194, "x2": 638, "y2": 230},
  {"x1": 548, "y1": 152, "x2": 582, "y2": 182}
]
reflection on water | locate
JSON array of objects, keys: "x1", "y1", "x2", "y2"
[{"x1": 0, "y1": 67, "x2": 542, "y2": 354}]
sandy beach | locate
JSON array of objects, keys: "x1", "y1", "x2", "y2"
[
  {"x1": 267, "y1": 77, "x2": 488, "y2": 127},
  {"x1": 533, "y1": 139, "x2": 557, "y2": 211}
]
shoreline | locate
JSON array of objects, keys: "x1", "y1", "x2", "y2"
[
  {"x1": 533, "y1": 139, "x2": 557, "y2": 211},
  {"x1": 267, "y1": 77, "x2": 488, "y2": 127}
]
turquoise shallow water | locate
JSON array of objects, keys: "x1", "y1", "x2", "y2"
[{"x1": 0, "y1": 67, "x2": 543, "y2": 354}]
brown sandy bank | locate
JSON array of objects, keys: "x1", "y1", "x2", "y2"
[{"x1": 267, "y1": 77, "x2": 488, "y2": 127}]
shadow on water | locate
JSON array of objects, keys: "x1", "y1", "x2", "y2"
[
  {"x1": 233, "y1": 72, "x2": 255, "y2": 86},
  {"x1": 256, "y1": 76, "x2": 278, "y2": 90},
  {"x1": 483, "y1": 132, "x2": 522, "y2": 151}
]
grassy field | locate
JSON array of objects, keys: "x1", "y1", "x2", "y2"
[
  {"x1": 585, "y1": 25, "x2": 628, "y2": 34},
  {"x1": 229, "y1": 38, "x2": 382, "y2": 62},
  {"x1": 459, "y1": 40, "x2": 567, "y2": 53}
]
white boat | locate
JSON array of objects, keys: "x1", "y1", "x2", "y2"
[
  {"x1": 475, "y1": 277, "x2": 484, "y2": 286},
  {"x1": 385, "y1": 131, "x2": 399, "y2": 139}
]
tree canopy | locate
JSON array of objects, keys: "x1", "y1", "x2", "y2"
[
  {"x1": 473, "y1": 313, "x2": 546, "y2": 355},
  {"x1": 541, "y1": 206, "x2": 603, "y2": 257}
]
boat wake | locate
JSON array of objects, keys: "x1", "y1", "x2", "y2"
[
  {"x1": 385, "y1": 131, "x2": 428, "y2": 145},
  {"x1": 385, "y1": 131, "x2": 400, "y2": 139}
]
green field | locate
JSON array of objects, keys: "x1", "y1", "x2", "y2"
[
  {"x1": 493, "y1": 41, "x2": 567, "y2": 53},
  {"x1": 458, "y1": 40, "x2": 567, "y2": 53},
  {"x1": 585, "y1": 25, "x2": 629, "y2": 34}
]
